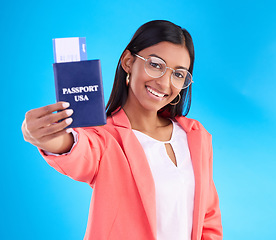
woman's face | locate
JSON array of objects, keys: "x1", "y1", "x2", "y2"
[{"x1": 126, "y1": 41, "x2": 191, "y2": 113}]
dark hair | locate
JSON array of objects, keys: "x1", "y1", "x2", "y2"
[{"x1": 106, "y1": 20, "x2": 195, "y2": 117}]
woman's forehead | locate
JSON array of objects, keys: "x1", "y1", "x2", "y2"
[{"x1": 140, "y1": 42, "x2": 190, "y2": 69}]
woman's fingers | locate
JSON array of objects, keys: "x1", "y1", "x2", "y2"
[
  {"x1": 27, "y1": 108, "x2": 74, "y2": 134},
  {"x1": 38, "y1": 108, "x2": 74, "y2": 128},
  {"x1": 24, "y1": 102, "x2": 71, "y2": 131},
  {"x1": 22, "y1": 102, "x2": 73, "y2": 143},
  {"x1": 25, "y1": 102, "x2": 70, "y2": 120},
  {"x1": 31, "y1": 116, "x2": 73, "y2": 140}
]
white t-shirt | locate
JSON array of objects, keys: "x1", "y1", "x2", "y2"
[{"x1": 133, "y1": 120, "x2": 195, "y2": 240}]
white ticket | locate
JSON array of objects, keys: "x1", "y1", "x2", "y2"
[{"x1": 53, "y1": 37, "x2": 87, "y2": 63}]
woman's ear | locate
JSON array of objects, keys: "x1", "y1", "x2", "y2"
[{"x1": 121, "y1": 50, "x2": 134, "y2": 74}]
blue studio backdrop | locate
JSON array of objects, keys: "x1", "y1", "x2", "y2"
[{"x1": 1, "y1": 0, "x2": 275, "y2": 239}]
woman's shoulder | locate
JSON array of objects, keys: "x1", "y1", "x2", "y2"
[{"x1": 175, "y1": 115, "x2": 211, "y2": 136}]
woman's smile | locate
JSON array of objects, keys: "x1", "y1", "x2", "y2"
[{"x1": 146, "y1": 85, "x2": 169, "y2": 100}]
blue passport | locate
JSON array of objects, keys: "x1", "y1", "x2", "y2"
[{"x1": 53, "y1": 60, "x2": 106, "y2": 128}]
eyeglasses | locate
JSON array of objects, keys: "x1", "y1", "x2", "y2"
[{"x1": 134, "y1": 54, "x2": 193, "y2": 90}]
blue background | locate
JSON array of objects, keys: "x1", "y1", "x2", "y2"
[{"x1": 1, "y1": 0, "x2": 275, "y2": 239}]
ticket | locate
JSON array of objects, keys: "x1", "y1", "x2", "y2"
[{"x1": 53, "y1": 37, "x2": 87, "y2": 63}]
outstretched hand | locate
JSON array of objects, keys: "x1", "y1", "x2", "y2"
[{"x1": 22, "y1": 102, "x2": 75, "y2": 154}]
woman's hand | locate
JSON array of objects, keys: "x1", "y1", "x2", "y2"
[{"x1": 22, "y1": 102, "x2": 75, "y2": 154}]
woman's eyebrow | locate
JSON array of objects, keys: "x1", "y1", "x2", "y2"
[
  {"x1": 149, "y1": 53, "x2": 166, "y2": 62},
  {"x1": 149, "y1": 54, "x2": 189, "y2": 71}
]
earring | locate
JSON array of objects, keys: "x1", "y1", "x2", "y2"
[
  {"x1": 126, "y1": 73, "x2": 130, "y2": 86},
  {"x1": 170, "y1": 94, "x2": 181, "y2": 105}
]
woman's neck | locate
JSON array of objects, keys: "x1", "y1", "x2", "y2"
[{"x1": 123, "y1": 98, "x2": 170, "y2": 134}]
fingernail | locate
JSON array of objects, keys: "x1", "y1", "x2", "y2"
[
  {"x1": 65, "y1": 109, "x2": 74, "y2": 116},
  {"x1": 62, "y1": 102, "x2": 70, "y2": 108},
  {"x1": 65, "y1": 118, "x2": 73, "y2": 125},
  {"x1": 66, "y1": 128, "x2": 73, "y2": 133}
]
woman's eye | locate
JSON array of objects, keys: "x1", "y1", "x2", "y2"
[
  {"x1": 174, "y1": 72, "x2": 184, "y2": 78},
  {"x1": 149, "y1": 61, "x2": 162, "y2": 69}
]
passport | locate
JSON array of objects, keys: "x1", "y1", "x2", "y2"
[{"x1": 53, "y1": 60, "x2": 106, "y2": 128}]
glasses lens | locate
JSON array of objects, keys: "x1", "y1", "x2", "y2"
[
  {"x1": 171, "y1": 70, "x2": 192, "y2": 89},
  {"x1": 145, "y1": 57, "x2": 166, "y2": 78}
]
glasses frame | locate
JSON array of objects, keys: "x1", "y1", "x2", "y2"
[{"x1": 134, "y1": 53, "x2": 193, "y2": 90}]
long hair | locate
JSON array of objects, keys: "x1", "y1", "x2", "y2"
[{"x1": 106, "y1": 20, "x2": 195, "y2": 117}]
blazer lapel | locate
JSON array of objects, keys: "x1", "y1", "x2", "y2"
[
  {"x1": 176, "y1": 117, "x2": 203, "y2": 240},
  {"x1": 111, "y1": 109, "x2": 157, "y2": 239},
  {"x1": 187, "y1": 130, "x2": 203, "y2": 240}
]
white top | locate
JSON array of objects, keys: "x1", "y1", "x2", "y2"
[{"x1": 133, "y1": 121, "x2": 195, "y2": 240}]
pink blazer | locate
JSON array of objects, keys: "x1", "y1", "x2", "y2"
[{"x1": 40, "y1": 109, "x2": 223, "y2": 240}]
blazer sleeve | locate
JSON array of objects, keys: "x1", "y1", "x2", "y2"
[
  {"x1": 201, "y1": 140, "x2": 223, "y2": 240},
  {"x1": 38, "y1": 127, "x2": 107, "y2": 186}
]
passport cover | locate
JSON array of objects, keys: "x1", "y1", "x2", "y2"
[{"x1": 53, "y1": 60, "x2": 106, "y2": 128}]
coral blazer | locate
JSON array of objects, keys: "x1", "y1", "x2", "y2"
[{"x1": 40, "y1": 109, "x2": 223, "y2": 240}]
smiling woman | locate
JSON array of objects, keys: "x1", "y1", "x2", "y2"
[
  {"x1": 121, "y1": 42, "x2": 191, "y2": 116},
  {"x1": 21, "y1": 20, "x2": 222, "y2": 240}
]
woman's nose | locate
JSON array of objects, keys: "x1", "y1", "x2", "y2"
[{"x1": 156, "y1": 69, "x2": 172, "y2": 88}]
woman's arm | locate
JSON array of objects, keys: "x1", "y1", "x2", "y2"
[
  {"x1": 22, "y1": 101, "x2": 107, "y2": 185},
  {"x1": 39, "y1": 126, "x2": 107, "y2": 186}
]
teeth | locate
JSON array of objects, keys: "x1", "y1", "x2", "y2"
[{"x1": 147, "y1": 87, "x2": 165, "y2": 98}]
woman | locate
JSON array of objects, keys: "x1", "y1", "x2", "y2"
[{"x1": 22, "y1": 20, "x2": 222, "y2": 240}]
